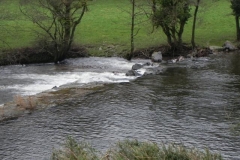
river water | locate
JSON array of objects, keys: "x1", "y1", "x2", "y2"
[{"x1": 0, "y1": 54, "x2": 240, "y2": 159}]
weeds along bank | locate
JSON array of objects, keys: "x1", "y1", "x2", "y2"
[
  {"x1": 0, "y1": 0, "x2": 237, "y2": 64},
  {"x1": 51, "y1": 137, "x2": 223, "y2": 160}
]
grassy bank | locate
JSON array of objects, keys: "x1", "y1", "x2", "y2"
[
  {"x1": 0, "y1": 0, "x2": 236, "y2": 56},
  {"x1": 52, "y1": 137, "x2": 223, "y2": 160}
]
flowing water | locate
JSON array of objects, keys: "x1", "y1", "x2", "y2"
[{"x1": 0, "y1": 55, "x2": 240, "y2": 160}]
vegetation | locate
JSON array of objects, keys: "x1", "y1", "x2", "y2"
[
  {"x1": 52, "y1": 137, "x2": 98, "y2": 160},
  {"x1": 151, "y1": 0, "x2": 191, "y2": 51},
  {"x1": 20, "y1": 0, "x2": 89, "y2": 63},
  {"x1": 0, "y1": 0, "x2": 238, "y2": 63},
  {"x1": 190, "y1": 0, "x2": 201, "y2": 49},
  {"x1": 230, "y1": 0, "x2": 240, "y2": 41},
  {"x1": 14, "y1": 95, "x2": 37, "y2": 111},
  {"x1": 51, "y1": 138, "x2": 223, "y2": 160}
]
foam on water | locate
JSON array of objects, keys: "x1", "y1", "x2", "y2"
[
  {"x1": 1, "y1": 57, "x2": 149, "y2": 97},
  {"x1": 76, "y1": 72, "x2": 136, "y2": 84},
  {"x1": 7, "y1": 71, "x2": 137, "y2": 95}
]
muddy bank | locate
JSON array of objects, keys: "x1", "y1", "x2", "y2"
[{"x1": 0, "y1": 83, "x2": 105, "y2": 122}]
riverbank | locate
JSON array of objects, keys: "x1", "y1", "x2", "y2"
[{"x1": 0, "y1": 45, "x2": 89, "y2": 66}]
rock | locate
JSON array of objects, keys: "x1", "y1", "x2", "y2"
[
  {"x1": 209, "y1": 46, "x2": 224, "y2": 52},
  {"x1": 126, "y1": 70, "x2": 141, "y2": 76},
  {"x1": 151, "y1": 51, "x2": 162, "y2": 62},
  {"x1": 167, "y1": 59, "x2": 177, "y2": 63},
  {"x1": 196, "y1": 48, "x2": 212, "y2": 57},
  {"x1": 52, "y1": 86, "x2": 57, "y2": 89},
  {"x1": 190, "y1": 50, "x2": 198, "y2": 57},
  {"x1": 143, "y1": 62, "x2": 151, "y2": 66},
  {"x1": 223, "y1": 40, "x2": 236, "y2": 51},
  {"x1": 144, "y1": 67, "x2": 164, "y2": 75},
  {"x1": 132, "y1": 63, "x2": 142, "y2": 70},
  {"x1": 177, "y1": 56, "x2": 184, "y2": 62}
]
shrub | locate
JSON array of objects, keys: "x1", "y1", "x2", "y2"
[
  {"x1": 51, "y1": 137, "x2": 98, "y2": 160},
  {"x1": 108, "y1": 139, "x2": 161, "y2": 160},
  {"x1": 51, "y1": 138, "x2": 223, "y2": 160},
  {"x1": 14, "y1": 95, "x2": 37, "y2": 111}
]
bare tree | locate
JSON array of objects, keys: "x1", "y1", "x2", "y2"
[
  {"x1": 125, "y1": 0, "x2": 147, "y2": 61},
  {"x1": 190, "y1": 0, "x2": 201, "y2": 49},
  {"x1": 20, "y1": 0, "x2": 89, "y2": 63}
]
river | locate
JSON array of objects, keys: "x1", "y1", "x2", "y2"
[{"x1": 0, "y1": 54, "x2": 240, "y2": 159}]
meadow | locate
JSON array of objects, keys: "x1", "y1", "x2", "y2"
[{"x1": 0, "y1": 0, "x2": 236, "y2": 56}]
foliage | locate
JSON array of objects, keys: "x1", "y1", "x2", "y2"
[
  {"x1": 230, "y1": 0, "x2": 240, "y2": 17},
  {"x1": 0, "y1": 0, "x2": 236, "y2": 54},
  {"x1": 152, "y1": 0, "x2": 191, "y2": 50},
  {"x1": 20, "y1": 0, "x2": 89, "y2": 63},
  {"x1": 109, "y1": 139, "x2": 161, "y2": 160},
  {"x1": 51, "y1": 137, "x2": 98, "y2": 160},
  {"x1": 108, "y1": 140, "x2": 223, "y2": 160},
  {"x1": 230, "y1": 0, "x2": 240, "y2": 41},
  {"x1": 52, "y1": 138, "x2": 223, "y2": 160}
]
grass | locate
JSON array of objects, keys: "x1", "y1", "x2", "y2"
[
  {"x1": 14, "y1": 95, "x2": 37, "y2": 111},
  {"x1": 0, "y1": 0, "x2": 237, "y2": 56},
  {"x1": 52, "y1": 138, "x2": 223, "y2": 160}
]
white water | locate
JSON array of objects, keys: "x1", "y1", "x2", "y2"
[{"x1": 0, "y1": 57, "x2": 150, "y2": 103}]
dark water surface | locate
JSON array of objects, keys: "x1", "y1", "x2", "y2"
[{"x1": 0, "y1": 54, "x2": 240, "y2": 159}]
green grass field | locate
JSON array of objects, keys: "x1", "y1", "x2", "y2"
[{"x1": 0, "y1": 0, "x2": 236, "y2": 56}]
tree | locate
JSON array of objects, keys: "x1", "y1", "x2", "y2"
[
  {"x1": 190, "y1": 0, "x2": 201, "y2": 49},
  {"x1": 230, "y1": 0, "x2": 240, "y2": 41},
  {"x1": 126, "y1": 0, "x2": 136, "y2": 61},
  {"x1": 125, "y1": 0, "x2": 146, "y2": 61},
  {"x1": 20, "y1": 0, "x2": 89, "y2": 63},
  {"x1": 151, "y1": 0, "x2": 191, "y2": 52}
]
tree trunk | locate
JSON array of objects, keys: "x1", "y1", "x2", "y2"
[
  {"x1": 152, "y1": 0, "x2": 156, "y2": 13},
  {"x1": 61, "y1": 1, "x2": 71, "y2": 61},
  {"x1": 191, "y1": 0, "x2": 200, "y2": 49},
  {"x1": 162, "y1": 26, "x2": 172, "y2": 46},
  {"x1": 129, "y1": 0, "x2": 135, "y2": 61},
  {"x1": 236, "y1": 15, "x2": 240, "y2": 41}
]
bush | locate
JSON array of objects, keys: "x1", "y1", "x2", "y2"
[
  {"x1": 51, "y1": 137, "x2": 98, "y2": 160},
  {"x1": 51, "y1": 138, "x2": 223, "y2": 160},
  {"x1": 108, "y1": 140, "x2": 223, "y2": 160}
]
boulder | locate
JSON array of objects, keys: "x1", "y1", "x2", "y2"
[
  {"x1": 132, "y1": 63, "x2": 142, "y2": 70},
  {"x1": 151, "y1": 51, "x2": 162, "y2": 62},
  {"x1": 223, "y1": 41, "x2": 236, "y2": 51},
  {"x1": 126, "y1": 70, "x2": 141, "y2": 76}
]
